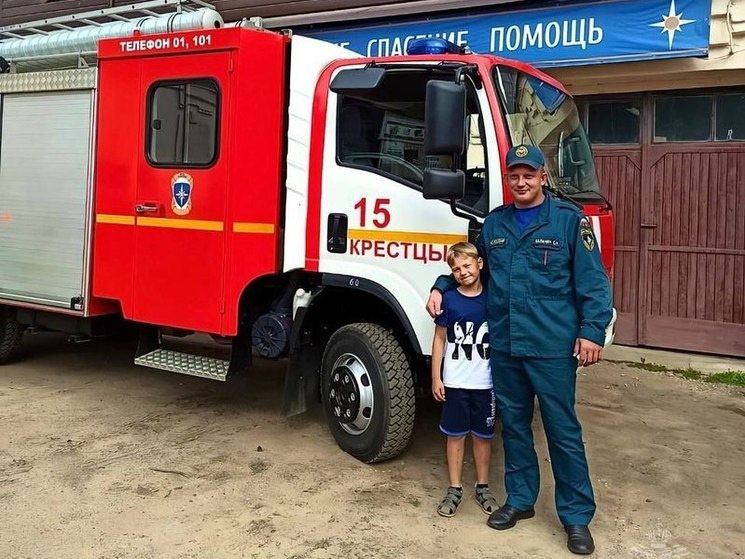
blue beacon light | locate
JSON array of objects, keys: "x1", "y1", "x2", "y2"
[{"x1": 405, "y1": 38, "x2": 465, "y2": 55}]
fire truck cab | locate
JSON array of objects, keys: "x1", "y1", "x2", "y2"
[{"x1": 0, "y1": 2, "x2": 613, "y2": 463}]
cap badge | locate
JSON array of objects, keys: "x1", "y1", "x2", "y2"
[{"x1": 515, "y1": 145, "x2": 529, "y2": 158}]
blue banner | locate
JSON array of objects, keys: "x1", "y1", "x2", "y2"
[{"x1": 301, "y1": 0, "x2": 711, "y2": 67}]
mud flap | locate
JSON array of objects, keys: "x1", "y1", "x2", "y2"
[
  {"x1": 281, "y1": 344, "x2": 322, "y2": 416},
  {"x1": 281, "y1": 305, "x2": 322, "y2": 416}
]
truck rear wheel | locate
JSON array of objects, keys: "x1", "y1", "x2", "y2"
[
  {"x1": 321, "y1": 323, "x2": 415, "y2": 463},
  {"x1": 0, "y1": 306, "x2": 24, "y2": 364}
]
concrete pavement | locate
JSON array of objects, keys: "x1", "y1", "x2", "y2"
[{"x1": 605, "y1": 344, "x2": 745, "y2": 375}]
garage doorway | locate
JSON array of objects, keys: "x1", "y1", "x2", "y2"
[{"x1": 579, "y1": 90, "x2": 745, "y2": 357}]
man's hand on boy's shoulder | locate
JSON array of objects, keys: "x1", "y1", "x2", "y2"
[{"x1": 426, "y1": 289, "x2": 443, "y2": 318}]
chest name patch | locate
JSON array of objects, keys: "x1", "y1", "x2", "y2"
[
  {"x1": 533, "y1": 238, "x2": 561, "y2": 250},
  {"x1": 490, "y1": 237, "x2": 507, "y2": 247}
]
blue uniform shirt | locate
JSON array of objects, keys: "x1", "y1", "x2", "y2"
[{"x1": 435, "y1": 194, "x2": 613, "y2": 358}]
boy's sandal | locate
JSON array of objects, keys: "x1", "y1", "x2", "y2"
[
  {"x1": 437, "y1": 487, "x2": 463, "y2": 517},
  {"x1": 474, "y1": 485, "x2": 498, "y2": 514}
]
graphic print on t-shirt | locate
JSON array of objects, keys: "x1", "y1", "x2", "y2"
[
  {"x1": 452, "y1": 320, "x2": 489, "y2": 361},
  {"x1": 435, "y1": 289, "x2": 491, "y2": 389}
]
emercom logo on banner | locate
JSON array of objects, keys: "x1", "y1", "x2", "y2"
[{"x1": 302, "y1": 0, "x2": 711, "y2": 67}]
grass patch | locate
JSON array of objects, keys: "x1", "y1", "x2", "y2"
[
  {"x1": 613, "y1": 360, "x2": 745, "y2": 386},
  {"x1": 677, "y1": 368, "x2": 703, "y2": 380},
  {"x1": 706, "y1": 371, "x2": 745, "y2": 387},
  {"x1": 623, "y1": 360, "x2": 669, "y2": 373}
]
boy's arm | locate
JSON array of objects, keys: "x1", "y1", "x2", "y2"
[{"x1": 431, "y1": 325, "x2": 447, "y2": 402}]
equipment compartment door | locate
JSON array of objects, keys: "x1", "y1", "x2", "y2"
[
  {"x1": 0, "y1": 89, "x2": 93, "y2": 309},
  {"x1": 133, "y1": 52, "x2": 231, "y2": 333}
]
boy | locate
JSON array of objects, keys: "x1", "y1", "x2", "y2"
[{"x1": 431, "y1": 242, "x2": 497, "y2": 517}]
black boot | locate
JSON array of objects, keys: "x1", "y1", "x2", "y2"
[
  {"x1": 565, "y1": 525, "x2": 595, "y2": 555},
  {"x1": 486, "y1": 504, "x2": 535, "y2": 530}
]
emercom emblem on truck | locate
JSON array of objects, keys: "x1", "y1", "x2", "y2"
[{"x1": 171, "y1": 172, "x2": 193, "y2": 216}]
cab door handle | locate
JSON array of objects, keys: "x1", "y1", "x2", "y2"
[
  {"x1": 135, "y1": 203, "x2": 160, "y2": 214},
  {"x1": 327, "y1": 213, "x2": 348, "y2": 253}
]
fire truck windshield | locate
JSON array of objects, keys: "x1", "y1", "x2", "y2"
[{"x1": 493, "y1": 65, "x2": 601, "y2": 201}]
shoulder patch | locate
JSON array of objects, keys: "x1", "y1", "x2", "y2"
[{"x1": 580, "y1": 217, "x2": 595, "y2": 251}]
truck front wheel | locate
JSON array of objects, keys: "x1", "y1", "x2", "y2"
[
  {"x1": 0, "y1": 306, "x2": 24, "y2": 364},
  {"x1": 321, "y1": 323, "x2": 415, "y2": 463}
]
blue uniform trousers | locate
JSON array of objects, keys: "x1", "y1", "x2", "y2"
[{"x1": 491, "y1": 351, "x2": 595, "y2": 525}]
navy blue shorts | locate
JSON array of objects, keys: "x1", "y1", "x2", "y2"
[{"x1": 439, "y1": 387, "x2": 496, "y2": 439}]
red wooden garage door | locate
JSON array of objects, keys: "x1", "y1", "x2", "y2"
[
  {"x1": 582, "y1": 92, "x2": 745, "y2": 357},
  {"x1": 595, "y1": 149, "x2": 642, "y2": 345},
  {"x1": 641, "y1": 144, "x2": 745, "y2": 356}
]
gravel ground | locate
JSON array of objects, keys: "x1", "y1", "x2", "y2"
[{"x1": 1, "y1": 333, "x2": 744, "y2": 559}]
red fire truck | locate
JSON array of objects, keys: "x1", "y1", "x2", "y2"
[{"x1": 0, "y1": 1, "x2": 614, "y2": 462}]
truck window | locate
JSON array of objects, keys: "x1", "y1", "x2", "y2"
[
  {"x1": 147, "y1": 79, "x2": 219, "y2": 167},
  {"x1": 493, "y1": 65, "x2": 601, "y2": 201},
  {"x1": 337, "y1": 70, "x2": 489, "y2": 215}
]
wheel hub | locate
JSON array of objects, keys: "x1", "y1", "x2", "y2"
[
  {"x1": 328, "y1": 353, "x2": 374, "y2": 435},
  {"x1": 330, "y1": 366, "x2": 360, "y2": 424}
]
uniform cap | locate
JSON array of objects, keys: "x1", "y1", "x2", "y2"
[{"x1": 506, "y1": 144, "x2": 545, "y2": 169}]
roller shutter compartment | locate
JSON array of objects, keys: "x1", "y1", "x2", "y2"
[{"x1": 0, "y1": 90, "x2": 93, "y2": 308}]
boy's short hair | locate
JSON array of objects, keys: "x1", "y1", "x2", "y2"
[{"x1": 446, "y1": 242, "x2": 480, "y2": 266}]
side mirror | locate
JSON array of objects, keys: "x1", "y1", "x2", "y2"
[
  {"x1": 424, "y1": 80, "x2": 466, "y2": 155},
  {"x1": 423, "y1": 169, "x2": 465, "y2": 200}
]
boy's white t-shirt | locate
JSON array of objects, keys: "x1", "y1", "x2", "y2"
[{"x1": 434, "y1": 288, "x2": 491, "y2": 389}]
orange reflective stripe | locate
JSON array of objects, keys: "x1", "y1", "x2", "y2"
[
  {"x1": 232, "y1": 222, "x2": 275, "y2": 234},
  {"x1": 136, "y1": 217, "x2": 224, "y2": 231},
  {"x1": 347, "y1": 228, "x2": 466, "y2": 245},
  {"x1": 96, "y1": 214, "x2": 135, "y2": 225}
]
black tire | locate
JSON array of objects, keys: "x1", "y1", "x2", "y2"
[
  {"x1": 0, "y1": 306, "x2": 24, "y2": 365},
  {"x1": 321, "y1": 323, "x2": 415, "y2": 463}
]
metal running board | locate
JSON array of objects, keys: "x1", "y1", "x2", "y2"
[{"x1": 135, "y1": 348, "x2": 229, "y2": 381}]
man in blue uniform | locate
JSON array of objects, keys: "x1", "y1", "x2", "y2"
[{"x1": 427, "y1": 145, "x2": 612, "y2": 555}]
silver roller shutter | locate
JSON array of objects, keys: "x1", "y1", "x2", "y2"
[{"x1": 0, "y1": 90, "x2": 93, "y2": 308}]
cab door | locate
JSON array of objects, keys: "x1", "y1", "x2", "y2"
[
  {"x1": 132, "y1": 52, "x2": 231, "y2": 333},
  {"x1": 317, "y1": 67, "x2": 502, "y2": 354}
]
